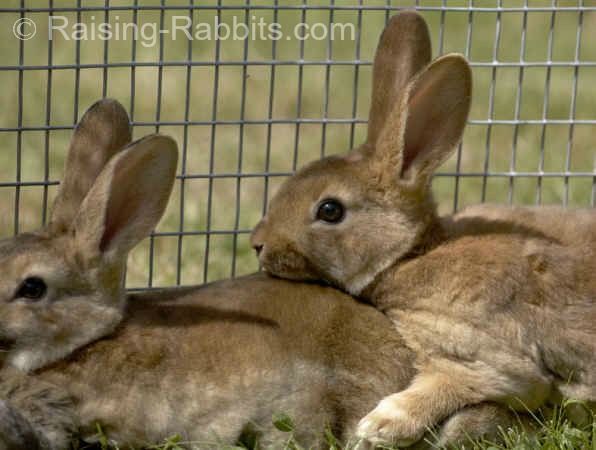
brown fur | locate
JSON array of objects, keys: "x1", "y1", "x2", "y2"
[
  {"x1": 36, "y1": 274, "x2": 414, "y2": 448},
  {"x1": 251, "y1": 11, "x2": 596, "y2": 446},
  {"x1": 0, "y1": 98, "x2": 518, "y2": 449},
  {"x1": 0, "y1": 369, "x2": 74, "y2": 449},
  {"x1": 0, "y1": 398, "x2": 44, "y2": 450}
]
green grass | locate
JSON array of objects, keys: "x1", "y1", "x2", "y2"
[
  {"x1": 0, "y1": 1, "x2": 594, "y2": 287},
  {"x1": 74, "y1": 401, "x2": 595, "y2": 449}
]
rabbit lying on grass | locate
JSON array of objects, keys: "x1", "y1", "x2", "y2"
[
  {"x1": 0, "y1": 99, "x2": 523, "y2": 449},
  {"x1": 251, "y1": 11, "x2": 596, "y2": 447}
]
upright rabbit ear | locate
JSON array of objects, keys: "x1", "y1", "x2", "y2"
[
  {"x1": 366, "y1": 11, "x2": 432, "y2": 146},
  {"x1": 49, "y1": 99, "x2": 131, "y2": 234},
  {"x1": 374, "y1": 54, "x2": 472, "y2": 186},
  {"x1": 72, "y1": 134, "x2": 178, "y2": 262}
]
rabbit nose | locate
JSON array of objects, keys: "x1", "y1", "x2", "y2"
[
  {"x1": 253, "y1": 243, "x2": 264, "y2": 255},
  {"x1": 250, "y1": 220, "x2": 266, "y2": 255}
]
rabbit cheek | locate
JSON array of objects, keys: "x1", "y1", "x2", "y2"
[{"x1": 0, "y1": 306, "x2": 46, "y2": 369}]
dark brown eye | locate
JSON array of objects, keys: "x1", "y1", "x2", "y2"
[
  {"x1": 316, "y1": 200, "x2": 344, "y2": 223},
  {"x1": 17, "y1": 277, "x2": 47, "y2": 301}
]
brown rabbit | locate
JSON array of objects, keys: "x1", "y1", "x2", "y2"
[
  {"x1": 251, "y1": 10, "x2": 596, "y2": 447},
  {"x1": 0, "y1": 98, "x2": 177, "y2": 448},
  {"x1": 0, "y1": 98, "x2": 522, "y2": 449}
]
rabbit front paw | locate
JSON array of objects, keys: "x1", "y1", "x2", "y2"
[{"x1": 356, "y1": 393, "x2": 425, "y2": 447}]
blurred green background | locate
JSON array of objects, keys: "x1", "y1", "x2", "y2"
[{"x1": 0, "y1": 0, "x2": 594, "y2": 288}]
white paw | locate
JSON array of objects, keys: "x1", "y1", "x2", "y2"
[{"x1": 356, "y1": 395, "x2": 424, "y2": 447}]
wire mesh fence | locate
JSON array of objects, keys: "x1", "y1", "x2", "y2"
[{"x1": 0, "y1": 1, "x2": 594, "y2": 288}]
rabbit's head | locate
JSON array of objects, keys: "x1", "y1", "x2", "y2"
[
  {"x1": 0, "y1": 100, "x2": 178, "y2": 372},
  {"x1": 251, "y1": 12, "x2": 471, "y2": 295}
]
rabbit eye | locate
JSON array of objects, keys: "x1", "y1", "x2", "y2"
[
  {"x1": 316, "y1": 200, "x2": 344, "y2": 224},
  {"x1": 16, "y1": 277, "x2": 47, "y2": 301}
]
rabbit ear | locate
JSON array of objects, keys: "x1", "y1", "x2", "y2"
[
  {"x1": 71, "y1": 134, "x2": 178, "y2": 261},
  {"x1": 49, "y1": 99, "x2": 131, "y2": 234},
  {"x1": 366, "y1": 11, "x2": 432, "y2": 146},
  {"x1": 373, "y1": 54, "x2": 472, "y2": 185}
]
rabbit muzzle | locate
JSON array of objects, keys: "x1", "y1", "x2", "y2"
[{"x1": 251, "y1": 219, "x2": 318, "y2": 281}]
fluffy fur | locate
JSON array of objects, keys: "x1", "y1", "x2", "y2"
[
  {"x1": 0, "y1": 369, "x2": 74, "y2": 449},
  {"x1": 251, "y1": 11, "x2": 596, "y2": 446}
]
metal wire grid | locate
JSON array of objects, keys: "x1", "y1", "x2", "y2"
[{"x1": 1, "y1": 1, "x2": 595, "y2": 288}]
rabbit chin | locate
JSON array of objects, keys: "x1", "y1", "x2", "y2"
[
  {"x1": 261, "y1": 258, "x2": 319, "y2": 283},
  {"x1": 259, "y1": 247, "x2": 323, "y2": 284},
  {"x1": 261, "y1": 247, "x2": 395, "y2": 297}
]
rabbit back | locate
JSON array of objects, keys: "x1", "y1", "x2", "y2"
[
  {"x1": 454, "y1": 204, "x2": 596, "y2": 249},
  {"x1": 37, "y1": 273, "x2": 414, "y2": 447}
]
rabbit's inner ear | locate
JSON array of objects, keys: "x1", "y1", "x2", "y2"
[
  {"x1": 397, "y1": 54, "x2": 472, "y2": 184},
  {"x1": 73, "y1": 135, "x2": 177, "y2": 262}
]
